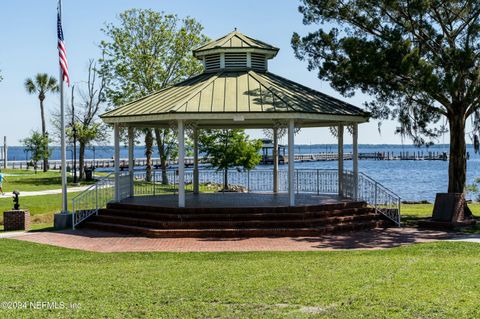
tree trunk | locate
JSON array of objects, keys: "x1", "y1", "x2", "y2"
[
  {"x1": 39, "y1": 98, "x2": 48, "y2": 172},
  {"x1": 79, "y1": 142, "x2": 85, "y2": 180},
  {"x1": 448, "y1": 114, "x2": 467, "y2": 193},
  {"x1": 223, "y1": 168, "x2": 228, "y2": 190},
  {"x1": 154, "y1": 128, "x2": 168, "y2": 184},
  {"x1": 145, "y1": 129, "x2": 153, "y2": 183}
]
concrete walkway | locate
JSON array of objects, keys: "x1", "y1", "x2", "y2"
[
  {"x1": 0, "y1": 231, "x2": 35, "y2": 239},
  {"x1": 0, "y1": 185, "x2": 90, "y2": 199},
  {"x1": 445, "y1": 236, "x2": 480, "y2": 243},
  {"x1": 6, "y1": 228, "x2": 466, "y2": 252}
]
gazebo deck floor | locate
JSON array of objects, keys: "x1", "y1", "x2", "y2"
[{"x1": 118, "y1": 192, "x2": 353, "y2": 209}]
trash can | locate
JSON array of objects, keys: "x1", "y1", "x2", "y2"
[{"x1": 84, "y1": 168, "x2": 94, "y2": 181}]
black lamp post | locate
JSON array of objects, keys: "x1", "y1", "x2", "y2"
[
  {"x1": 71, "y1": 85, "x2": 78, "y2": 184},
  {"x1": 72, "y1": 126, "x2": 77, "y2": 183},
  {"x1": 68, "y1": 149, "x2": 74, "y2": 176},
  {"x1": 92, "y1": 145, "x2": 96, "y2": 168},
  {"x1": 24, "y1": 149, "x2": 29, "y2": 169}
]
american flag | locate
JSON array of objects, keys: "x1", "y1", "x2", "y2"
[{"x1": 57, "y1": 1, "x2": 70, "y2": 86}]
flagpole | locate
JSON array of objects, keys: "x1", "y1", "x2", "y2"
[{"x1": 59, "y1": 0, "x2": 68, "y2": 213}]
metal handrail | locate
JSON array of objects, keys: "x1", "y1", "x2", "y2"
[
  {"x1": 359, "y1": 172, "x2": 399, "y2": 198},
  {"x1": 72, "y1": 172, "x2": 115, "y2": 229},
  {"x1": 71, "y1": 172, "x2": 114, "y2": 202},
  {"x1": 355, "y1": 172, "x2": 401, "y2": 226}
]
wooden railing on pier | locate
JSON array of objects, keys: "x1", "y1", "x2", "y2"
[{"x1": 1, "y1": 150, "x2": 451, "y2": 170}]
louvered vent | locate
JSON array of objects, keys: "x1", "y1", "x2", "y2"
[
  {"x1": 251, "y1": 53, "x2": 266, "y2": 71},
  {"x1": 225, "y1": 53, "x2": 247, "y2": 68},
  {"x1": 204, "y1": 54, "x2": 221, "y2": 72}
]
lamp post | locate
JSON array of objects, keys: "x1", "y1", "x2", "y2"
[
  {"x1": 68, "y1": 149, "x2": 73, "y2": 168},
  {"x1": 92, "y1": 146, "x2": 96, "y2": 167},
  {"x1": 24, "y1": 150, "x2": 28, "y2": 164},
  {"x1": 71, "y1": 85, "x2": 78, "y2": 184},
  {"x1": 72, "y1": 126, "x2": 77, "y2": 183},
  {"x1": 90, "y1": 145, "x2": 96, "y2": 179}
]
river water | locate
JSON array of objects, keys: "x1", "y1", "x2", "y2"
[{"x1": 4, "y1": 144, "x2": 479, "y2": 202}]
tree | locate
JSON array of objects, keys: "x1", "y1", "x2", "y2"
[
  {"x1": 73, "y1": 60, "x2": 108, "y2": 180},
  {"x1": 21, "y1": 131, "x2": 50, "y2": 174},
  {"x1": 25, "y1": 74, "x2": 58, "y2": 172},
  {"x1": 99, "y1": 9, "x2": 208, "y2": 182},
  {"x1": 263, "y1": 127, "x2": 287, "y2": 193},
  {"x1": 51, "y1": 60, "x2": 109, "y2": 180},
  {"x1": 292, "y1": 0, "x2": 480, "y2": 194},
  {"x1": 199, "y1": 129, "x2": 262, "y2": 190}
]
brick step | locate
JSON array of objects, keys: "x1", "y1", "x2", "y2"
[
  {"x1": 91, "y1": 212, "x2": 379, "y2": 229},
  {"x1": 105, "y1": 201, "x2": 368, "y2": 214},
  {"x1": 81, "y1": 220, "x2": 381, "y2": 238},
  {"x1": 98, "y1": 206, "x2": 375, "y2": 221}
]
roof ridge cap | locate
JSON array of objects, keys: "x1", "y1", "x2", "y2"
[
  {"x1": 239, "y1": 33, "x2": 277, "y2": 49},
  {"x1": 234, "y1": 32, "x2": 261, "y2": 47},
  {"x1": 214, "y1": 31, "x2": 239, "y2": 48},
  {"x1": 247, "y1": 71, "x2": 295, "y2": 112},
  {"x1": 194, "y1": 32, "x2": 233, "y2": 51},
  {"x1": 265, "y1": 71, "x2": 365, "y2": 113}
]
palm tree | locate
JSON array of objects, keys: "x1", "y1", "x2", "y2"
[{"x1": 25, "y1": 74, "x2": 58, "y2": 172}]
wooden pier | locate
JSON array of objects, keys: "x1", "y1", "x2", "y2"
[{"x1": 1, "y1": 150, "x2": 451, "y2": 170}]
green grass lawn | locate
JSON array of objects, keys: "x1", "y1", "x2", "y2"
[
  {"x1": 401, "y1": 203, "x2": 480, "y2": 219},
  {"x1": 401, "y1": 203, "x2": 480, "y2": 233},
  {"x1": 0, "y1": 239, "x2": 478, "y2": 318},
  {"x1": 0, "y1": 169, "x2": 99, "y2": 192}
]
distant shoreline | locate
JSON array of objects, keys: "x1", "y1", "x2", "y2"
[{"x1": 3, "y1": 143, "x2": 472, "y2": 148}]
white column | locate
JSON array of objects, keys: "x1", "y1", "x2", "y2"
[
  {"x1": 178, "y1": 120, "x2": 185, "y2": 207},
  {"x1": 114, "y1": 123, "x2": 120, "y2": 201},
  {"x1": 193, "y1": 127, "x2": 199, "y2": 194},
  {"x1": 353, "y1": 123, "x2": 359, "y2": 200},
  {"x1": 128, "y1": 127, "x2": 135, "y2": 197},
  {"x1": 273, "y1": 128, "x2": 279, "y2": 193},
  {"x1": 288, "y1": 120, "x2": 295, "y2": 206},
  {"x1": 59, "y1": 72, "x2": 68, "y2": 213},
  {"x1": 338, "y1": 125, "x2": 344, "y2": 197}
]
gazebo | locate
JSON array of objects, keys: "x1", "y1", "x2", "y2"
[
  {"x1": 72, "y1": 31, "x2": 400, "y2": 235},
  {"x1": 100, "y1": 30, "x2": 368, "y2": 208}
]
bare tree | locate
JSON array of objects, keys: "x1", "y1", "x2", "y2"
[
  {"x1": 74, "y1": 59, "x2": 109, "y2": 179},
  {"x1": 51, "y1": 59, "x2": 109, "y2": 180}
]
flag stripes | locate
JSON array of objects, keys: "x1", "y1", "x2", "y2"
[{"x1": 57, "y1": 2, "x2": 70, "y2": 86}]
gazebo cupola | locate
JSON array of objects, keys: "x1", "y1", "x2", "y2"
[{"x1": 193, "y1": 30, "x2": 279, "y2": 73}]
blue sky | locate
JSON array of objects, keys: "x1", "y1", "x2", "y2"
[{"x1": 0, "y1": 0, "x2": 424, "y2": 145}]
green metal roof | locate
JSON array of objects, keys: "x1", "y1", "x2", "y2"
[
  {"x1": 193, "y1": 31, "x2": 279, "y2": 57},
  {"x1": 101, "y1": 70, "x2": 368, "y2": 122}
]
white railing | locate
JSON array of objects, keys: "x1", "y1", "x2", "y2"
[
  {"x1": 71, "y1": 172, "x2": 130, "y2": 229},
  {"x1": 71, "y1": 168, "x2": 401, "y2": 228},
  {"x1": 131, "y1": 169, "x2": 340, "y2": 194},
  {"x1": 355, "y1": 172, "x2": 401, "y2": 226}
]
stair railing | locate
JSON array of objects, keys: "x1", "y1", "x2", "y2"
[
  {"x1": 72, "y1": 172, "x2": 116, "y2": 229},
  {"x1": 347, "y1": 172, "x2": 401, "y2": 226}
]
